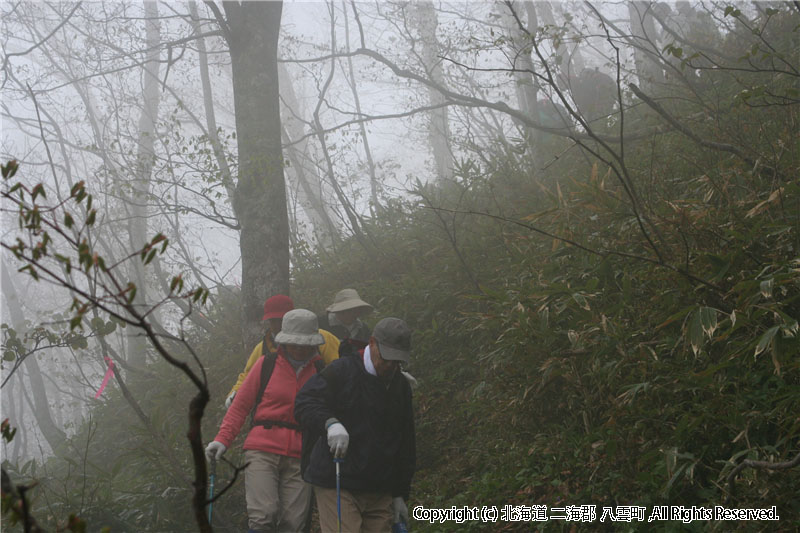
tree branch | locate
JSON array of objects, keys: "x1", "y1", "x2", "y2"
[{"x1": 727, "y1": 450, "x2": 800, "y2": 501}]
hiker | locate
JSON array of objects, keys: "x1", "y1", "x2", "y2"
[
  {"x1": 206, "y1": 309, "x2": 326, "y2": 533},
  {"x1": 318, "y1": 288, "x2": 373, "y2": 349},
  {"x1": 225, "y1": 294, "x2": 340, "y2": 407},
  {"x1": 295, "y1": 317, "x2": 416, "y2": 533}
]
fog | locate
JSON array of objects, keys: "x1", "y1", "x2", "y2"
[{"x1": 1, "y1": 1, "x2": 797, "y2": 531}]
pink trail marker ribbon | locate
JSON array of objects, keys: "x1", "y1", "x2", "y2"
[{"x1": 94, "y1": 356, "x2": 115, "y2": 399}]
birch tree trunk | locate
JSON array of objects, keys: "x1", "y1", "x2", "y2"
[
  {"x1": 342, "y1": 6, "x2": 380, "y2": 211},
  {"x1": 1, "y1": 261, "x2": 66, "y2": 455},
  {"x1": 628, "y1": 1, "x2": 666, "y2": 90},
  {"x1": 408, "y1": 2, "x2": 453, "y2": 182},
  {"x1": 126, "y1": 1, "x2": 162, "y2": 368},
  {"x1": 499, "y1": 1, "x2": 541, "y2": 158},
  {"x1": 278, "y1": 62, "x2": 338, "y2": 248},
  {"x1": 189, "y1": 1, "x2": 236, "y2": 202}
]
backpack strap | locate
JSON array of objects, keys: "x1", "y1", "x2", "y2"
[
  {"x1": 261, "y1": 331, "x2": 272, "y2": 356},
  {"x1": 250, "y1": 351, "x2": 278, "y2": 428},
  {"x1": 251, "y1": 350, "x2": 325, "y2": 431}
]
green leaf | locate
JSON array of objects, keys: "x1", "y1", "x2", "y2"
[
  {"x1": 31, "y1": 183, "x2": 46, "y2": 200},
  {"x1": 68, "y1": 334, "x2": 88, "y2": 350},
  {"x1": 687, "y1": 310, "x2": 703, "y2": 355},
  {"x1": 70, "y1": 315, "x2": 83, "y2": 331},
  {"x1": 754, "y1": 326, "x2": 779, "y2": 358},
  {"x1": 70, "y1": 181, "x2": 85, "y2": 196},
  {"x1": 2, "y1": 160, "x2": 19, "y2": 179},
  {"x1": 572, "y1": 292, "x2": 590, "y2": 310},
  {"x1": 102, "y1": 321, "x2": 117, "y2": 336},
  {"x1": 18, "y1": 264, "x2": 39, "y2": 281},
  {"x1": 759, "y1": 278, "x2": 773, "y2": 299},
  {"x1": 699, "y1": 307, "x2": 718, "y2": 338},
  {"x1": 126, "y1": 283, "x2": 137, "y2": 304},
  {"x1": 67, "y1": 513, "x2": 87, "y2": 533},
  {"x1": 724, "y1": 6, "x2": 741, "y2": 17},
  {"x1": 170, "y1": 275, "x2": 183, "y2": 293}
]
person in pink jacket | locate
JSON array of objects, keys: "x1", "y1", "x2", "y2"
[{"x1": 205, "y1": 309, "x2": 325, "y2": 533}]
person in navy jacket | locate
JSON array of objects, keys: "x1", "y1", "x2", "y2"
[{"x1": 295, "y1": 317, "x2": 416, "y2": 533}]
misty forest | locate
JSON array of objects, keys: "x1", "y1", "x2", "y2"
[{"x1": 1, "y1": 0, "x2": 799, "y2": 531}]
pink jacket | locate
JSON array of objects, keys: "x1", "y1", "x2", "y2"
[{"x1": 214, "y1": 350, "x2": 321, "y2": 458}]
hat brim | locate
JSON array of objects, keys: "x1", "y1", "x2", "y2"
[
  {"x1": 274, "y1": 331, "x2": 325, "y2": 346},
  {"x1": 377, "y1": 341, "x2": 410, "y2": 364},
  {"x1": 326, "y1": 301, "x2": 374, "y2": 313},
  {"x1": 262, "y1": 312, "x2": 286, "y2": 320}
]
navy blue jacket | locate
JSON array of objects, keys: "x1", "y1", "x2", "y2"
[{"x1": 294, "y1": 354, "x2": 415, "y2": 500}]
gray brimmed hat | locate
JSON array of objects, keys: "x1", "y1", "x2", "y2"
[
  {"x1": 373, "y1": 317, "x2": 412, "y2": 364},
  {"x1": 275, "y1": 309, "x2": 324, "y2": 346},
  {"x1": 326, "y1": 288, "x2": 374, "y2": 313}
]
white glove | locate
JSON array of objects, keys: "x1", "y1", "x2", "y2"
[
  {"x1": 326, "y1": 422, "x2": 349, "y2": 458},
  {"x1": 392, "y1": 497, "x2": 408, "y2": 524},
  {"x1": 401, "y1": 371, "x2": 418, "y2": 390},
  {"x1": 224, "y1": 391, "x2": 236, "y2": 408},
  {"x1": 205, "y1": 441, "x2": 226, "y2": 461}
]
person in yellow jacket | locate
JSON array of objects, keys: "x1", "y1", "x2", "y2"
[{"x1": 225, "y1": 294, "x2": 340, "y2": 408}]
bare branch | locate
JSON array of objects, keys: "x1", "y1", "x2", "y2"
[{"x1": 727, "y1": 450, "x2": 800, "y2": 501}]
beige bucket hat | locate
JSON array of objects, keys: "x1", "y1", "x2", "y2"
[
  {"x1": 326, "y1": 288, "x2": 374, "y2": 313},
  {"x1": 274, "y1": 309, "x2": 325, "y2": 346}
]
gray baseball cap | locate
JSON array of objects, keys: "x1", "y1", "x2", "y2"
[
  {"x1": 373, "y1": 317, "x2": 412, "y2": 364},
  {"x1": 275, "y1": 309, "x2": 324, "y2": 346}
]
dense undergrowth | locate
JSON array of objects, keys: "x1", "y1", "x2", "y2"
[
  {"x1": 290, "y1": 31, "x2": 800, "y2": 528},
  {"x1": 292, "y1": 141, "x2": 799, "y2": 532}
]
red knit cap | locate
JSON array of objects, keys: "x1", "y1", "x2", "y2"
[{"x1": 262, "y1": 294, "x2": 294, "y2": 320}]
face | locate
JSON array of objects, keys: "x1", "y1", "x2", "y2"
[
  {"x1": 267, "y1": 318, "x2": 282, "y2": 336},
  {"x1": 369, "y1": 338, "x2": 400, "y2": 379},
  {"x1": 284, "y1": 344, "x2": 317, "y2": 361},
  {"x1": 334, "y1": 308, "x2": 362, "y2": 326}
]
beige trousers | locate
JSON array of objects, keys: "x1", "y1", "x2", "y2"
[
  {"x1": 244, "y1": 450, "x2": 312, "y2": 532},
  {"x1": 314, "y1": 486, "x2": 392, "y2": 533}
]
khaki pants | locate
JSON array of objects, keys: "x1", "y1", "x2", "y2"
[
  {"x1": 314, "y1": 486, "x2": 392, "y2": 533},
  {"x1": 244, "y1": 450, "x2": 312, "y2": 532}
]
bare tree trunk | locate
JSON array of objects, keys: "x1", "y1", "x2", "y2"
[
  {"x1": 126, "y1": 1, "x2": 162, "y2": 368},
  {"x1": 188, "y1": 1, "x2": 236, "y2": 202},
  {"x1": 3, "y1": 377, "x2": 22, "y2": 463},
  {"x1": 308, "y1": 3, "x2": 369, "y2": 247},
  {"x1": 1, "y1": 261, "x2": 66, "y2": 454},
  {"x1": 500, "y1": 1, "x2": 541, "y2": 158},
  {"x1": 342, "y1": 6, "x2": 380, "y2": 210},
  {"x1": 537, "y1": 2, "x2": 586, "y2": 86},
  {"x1": 628, "y1": 1, "x2": 666, "y2": 90},
  {"x1": 224, "y1": 1, "x2": 290, "y2": 348},
  {"x1": 278, "y1": 62, "x2": 338, "y2": 247},
  {"x1": 408, "y1": 2, "x2": 454, "y2": 182}
]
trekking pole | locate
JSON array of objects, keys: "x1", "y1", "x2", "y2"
[
  {"x1": 334, "y1": 457, "x2": 343, "y2": 533},
  {"x1": 207, "y1": 457, "x2": 216, "y2": 525}
]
